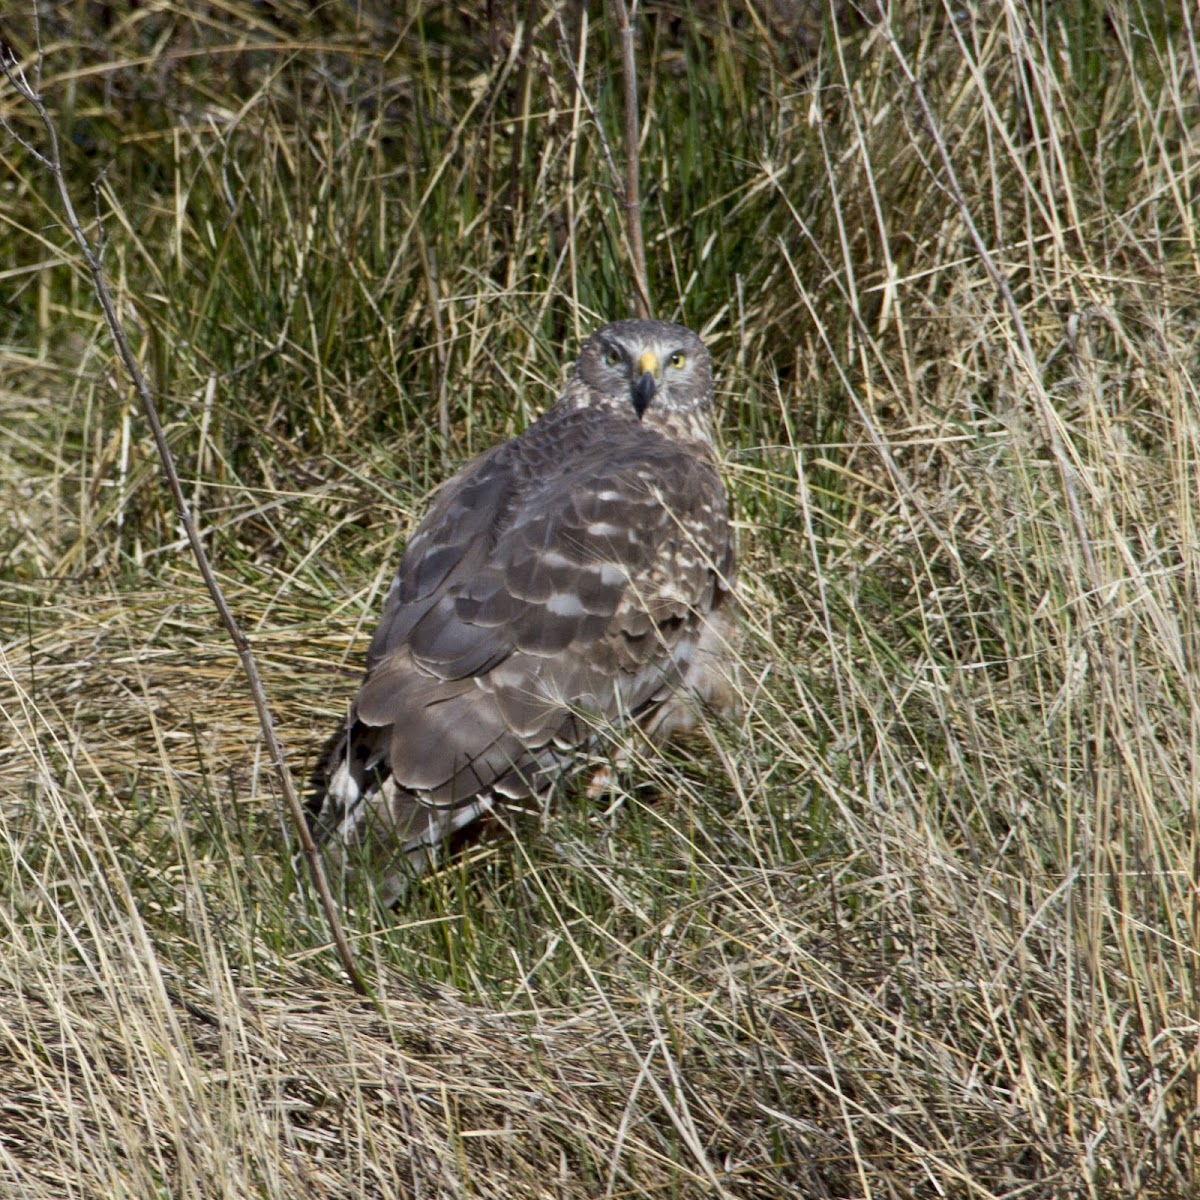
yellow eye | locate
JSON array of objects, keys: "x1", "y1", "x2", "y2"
[
  {"x1": 604, "y1": 348, "x2": 622, "y2": 367},
  {"x1": 668, "y1": 351, "x2": 686, "y2": 368}
]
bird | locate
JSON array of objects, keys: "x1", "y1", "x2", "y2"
[{"x1": 307, "y1": 318, "x2": 737, "y2": 901}]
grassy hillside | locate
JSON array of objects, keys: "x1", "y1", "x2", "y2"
[{"x1": 2, "y1": 1, "x2": 1199, "y2": 1195}]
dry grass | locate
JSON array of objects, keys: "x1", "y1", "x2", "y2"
[{"x1": 3, "y1": 1, "x2": 1200, "y2": 1195}]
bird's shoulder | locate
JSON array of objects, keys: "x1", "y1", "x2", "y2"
[
  {"x1": 406, "y1": 397, "x2": 718, "y2": 570},
  {"x1": 365, "y1": 400, "x2": 728, "y2": 674}
]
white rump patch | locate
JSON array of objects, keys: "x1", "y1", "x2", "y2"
[
  {"x1": 587, "y1": 521, "x2": 622, "y2": 537},
  {"x1": 328, "y1": 760, "x2": 361, "y2": 808}
]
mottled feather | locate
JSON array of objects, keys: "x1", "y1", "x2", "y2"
[{"x1": 308, "y1": 319, "x2": 737, "y2": 900}]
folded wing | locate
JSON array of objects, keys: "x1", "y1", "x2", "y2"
[{"x1": 353, "y1": 419, "x2": 731, "y2": 807}]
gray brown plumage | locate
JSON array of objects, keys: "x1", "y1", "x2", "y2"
[{"x1": 309, "y1": 319, "x2": 737, "y2": 899}]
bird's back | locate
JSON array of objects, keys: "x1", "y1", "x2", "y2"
[{"x1": 307, "y1": 321, "x2": 736, "y2": 899}]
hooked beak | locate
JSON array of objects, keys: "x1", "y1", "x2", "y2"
[{"x1": 631, "y1": 350, "x2": 659, "y2": 418}]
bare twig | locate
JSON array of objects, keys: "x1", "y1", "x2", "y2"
[
  {"x1": 562, "y1": 6, "x2": 588, "y2": 343},
  {"x1": 506, "y1": 0, "x2": 540, "y2": 276},
  {"x1": 609, "y1": 0, "x2": 653, "y2": 318},
  {"x1": 0, "y1": 47, "x2": 370, "y2": 998},
  {"x1": 417, "y1": 227, "x2": 451, "y2": 474},
  {"x1": 553, "y1": 8, "x2": 623, "y2": 189}
]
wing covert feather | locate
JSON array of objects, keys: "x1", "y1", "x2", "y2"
[
  {"x1": 354, "y1": 408, "x2": 732, "y2": 807},
  {"x1": 310, "y1": 319, "x2": 739, "y2": 883}
]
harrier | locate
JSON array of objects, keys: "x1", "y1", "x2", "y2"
[{"x1": 309, "y1": 319, "x2": 736, "y2": 899}]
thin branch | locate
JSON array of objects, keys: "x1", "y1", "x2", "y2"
[
  {"x1": 553, "y1": 8, "x2": 621, "y2": 184},
  {"x1": 417, "y1": 227, "x2": 450, "y2": 474},
  {"x1": 506, "y1": 0, "x2": 540, "y2": 271},
  {"x1": 609, "y1": 0, "x2": 653, "y2": 318},
  {"x1": 0, "y1": 47, "x2": 370, "y2": 998}
]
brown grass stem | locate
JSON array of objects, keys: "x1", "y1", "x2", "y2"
[{"x1": 609, "y1": 0, "x2": 653, "y2": 318}]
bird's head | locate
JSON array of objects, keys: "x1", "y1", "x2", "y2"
[{"x1": 574, "y1": 319, "x2": 714, "y2": 432}]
